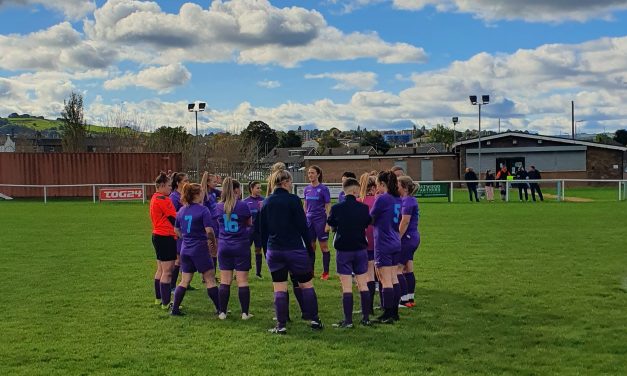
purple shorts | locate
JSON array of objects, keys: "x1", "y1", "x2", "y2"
[
  {"x1": 266, "y1": 249, "x2": 312, "y2": 275},
  {"x1": 218, "y1": 247, "x2": 251, "y2": 272},
  {"x1": 374, "y1": 250, "x2": 401, "y2": 268},
  {"x1": 336, "y1": 250, "x2": 368, "y2": 275},
  {"x1": 367, "y1": 249, "x2": 374, "y2": 261},
  {"x1": 307, "y1": 217, "x2": 329, "y2": 242},
  {"x1": 400, "y1": 234, "x2": 420, "y2": 264},
  {"x1": 176, "y1": 238, "x2": 183, "y2": 255},
  {"x1": 180, "y1": 252, "x2": 214, "y2": 274}
]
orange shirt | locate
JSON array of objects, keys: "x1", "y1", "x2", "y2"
[{"x1": 150, "y1": 192, "x2": 177, "y2": 237}]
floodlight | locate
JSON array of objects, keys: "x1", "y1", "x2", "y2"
[
  {"x1": 482, "y1": 95, "x2": 490, "y2": 104},
  {"x1": 469, "y1": 95, "x2": 477, "y2": 105}
]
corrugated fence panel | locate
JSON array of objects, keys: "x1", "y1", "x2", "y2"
[{"x1": 0, "y1": 153, "x2": 182, "y2": 197}]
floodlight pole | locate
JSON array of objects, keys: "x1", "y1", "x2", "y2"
[
  {"x1": 195, "y1": 110, "x2": 199, "y2": 181},
  {"x1": 470, "y1": 95, "x2": 489, "y2": 180},
  {"x1": 478, "y1": 103, "x2": 482, "y2": 179}
]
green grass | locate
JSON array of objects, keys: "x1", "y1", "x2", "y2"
[
  {"x1": 2, "y1": 117, "x2": 134, "y2": 134},
  {"x1": 1, "y1": 200, "x2": 626, "y2": 375}
]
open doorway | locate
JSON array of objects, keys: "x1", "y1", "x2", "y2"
[{"x1": 496, "y1": 157, "x2": 525, "y2": 174}]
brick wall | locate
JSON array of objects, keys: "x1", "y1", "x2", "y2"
[{"x1": 586, "y1": 147, "x2": 623, "y2": 181}]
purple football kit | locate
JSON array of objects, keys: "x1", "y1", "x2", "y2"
[
  {"x1": 169, "y1": 190, "x2": 184, "y2": 255},
  {"x1": 216, "y1": 200, "x2": 252, "y2": 271},
  {"x1": 400, "y1": 195, "x2": 420, "y2": 264},
  {"x1": 337, "y1": 190, "x2": 345, "y2": 203},
  {"x1": 243, "y1": 195, "x2": 264, "y2": 247},
  {"x1": 370, "y1": 193, "x2": 402, "y2": 267},
  {"x1": 175, "y1": 203, "x2": 215, "y2": 274},
  {"x1": 304, "y1": 183, "x2": 330, "y2": 241}
]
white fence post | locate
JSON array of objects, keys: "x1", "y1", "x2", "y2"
[
  {"x1": 619, "y1": 181, "x2": 622, "y2": 202},
  {"x1": 43, "y1": 186, "x2": 47, "y2": 204},
  {"x1": 142, "y1": 184, "x2": 146, "y2": 204},
  {"x1": 93, "y1": 185, "x2": 96, "y2": 204},
  {"x1": 450, "y1": 182, "x2": 454, "y2": 203},
  {"x1": 505, "y1": 181, "x2": 510, "y2": 202},
  {"x1": 556, "y1": 181, "x2": 561, "y2": 202},
  {"x1": 562, "y1": 180, "x2": 565, "y2": 201}
]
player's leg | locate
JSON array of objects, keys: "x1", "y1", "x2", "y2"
[
  {"x1": 320, "y1": 237, "x2": 330, "y2": 280},
  {"x1": 236, "y1": 254, "x2": 252, "y2": 319},
  {"x1": 153, "y1": 261, "x2": 162, "y2": 305},
  {"x1": 404, "y1": 260, "x2": 416, "y2": 306},
  {"x1": 218, "y1": 268, "x2": 233, "y2": 319}
]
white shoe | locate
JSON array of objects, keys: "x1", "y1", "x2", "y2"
[
  {"x1": 241, "y1": 313, "x2": 254, "y2": 320},
  {"x1": 218, "y1": 312, "x2": 227, "y2": 320}
]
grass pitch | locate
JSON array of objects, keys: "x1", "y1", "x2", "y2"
[{"x1": 1, "y1": 199, "x2": 626, "y2": 375}]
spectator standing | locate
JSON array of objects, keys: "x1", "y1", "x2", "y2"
[
  {"x1": 464, "y1": 168, "x2": 479, "y2": 202},
  {"x1": 515, "y1": 167, "x2": 529, "y2": 202},
  {"x1": 527, "y1": 166, "x2": 544, "y2": 202},
  {"x1": 484, "y1": 170, "x2": 495, "y2": 202},
  {"x1": 495, "y1": 165, "x2": 510, "y2": 201}
]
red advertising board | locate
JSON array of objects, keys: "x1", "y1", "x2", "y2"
[{"x1": 99, "y1": 187, "x2": 143, "y2": 201}]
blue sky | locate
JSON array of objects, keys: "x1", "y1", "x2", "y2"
[{"x1": 1, "y1": 0, "x2": 627, "y2": 135}]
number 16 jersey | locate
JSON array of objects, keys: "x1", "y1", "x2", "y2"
[{"x1": 216, "y1": 200, "x2": 252, "y2": 251}]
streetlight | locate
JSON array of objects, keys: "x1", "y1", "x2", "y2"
[
  {"x1": 469, "y1": 95, "x2": 489, "y2": 179},
  {"x1": 188, "y1": 101, "x2": 206, "y2": 180},
  {"x1": 452, "y1": 116, "x2": 459, "y2": 149}
]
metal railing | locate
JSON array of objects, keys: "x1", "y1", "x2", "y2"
[{"x1": 1, "y1": 178, "x2": 627, "y2": 203}]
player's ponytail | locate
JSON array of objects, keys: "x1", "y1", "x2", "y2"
[
  {"x1": 359, "y1": 173, "x2": 375, "y2": 199},
  {"x1": 221, "y1": 177, "x2": 240, "y2": 217},
  {"x1": 181, "y1": 183, "x2": 201, "y2": 205},
  {"x1": 171, "y1": 172, "x2": 188, "y2": 191},
  {"x1": 377, "y1": 170, "x2": 400, "y2": 197},
  {"x1": 267, "y1": 162, "x2": 286, "y2": 194},
  {"x1": 398, "y1": 175, "x2": 418, "y2": 196}
]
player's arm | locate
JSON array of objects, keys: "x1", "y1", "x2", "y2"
[
  {"x1": 399, "y1": 215, "x2": 411, "y2": 237},
  {"x1": 205, "y1": 226, "x2": 217, "y2": 256},
  {"x1": 326, "y1": 206, "x2": 338, "y2": 232}
]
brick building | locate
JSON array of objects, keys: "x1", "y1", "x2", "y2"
[
  {"x1": 453, "y1": 132, "x2": 627, "y2": 182},
  {"x1": 304, "y1": 148, "x2": 457, "y2": 182}
]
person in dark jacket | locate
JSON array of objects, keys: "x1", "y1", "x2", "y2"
[
  {"x1": 464, "y1": 167, "x2": 479, "y2": 202},
  {"x1": 515, "y1": 167, "x2": 529, "y2": 201},
  {"x1": 259, "y1": 169, "x2": 323, "y2": 334},
  {"x1": 327, "y1": 178, "x2": 372, "y2": 328},
  {"x1": 527, "y1": 165, "x2": 544, "y2": 202},
  {"x1": 495, "y1": 165, "x2": 511, "y2": 201},
  {"x1": 485, "y1": 169, "x2": 495, "y2": 202}
]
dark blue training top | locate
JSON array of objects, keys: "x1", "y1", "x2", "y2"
[
  {"x1": 327, "y1": 195, "x2": 371, "y2": 252},
  {"x1": 259, "y1": 187, "x2": 312, "y2": 252}
]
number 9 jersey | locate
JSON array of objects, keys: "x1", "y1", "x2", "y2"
[{"x1": 216, "y1": 200, "x2": 252, "y2": 251}]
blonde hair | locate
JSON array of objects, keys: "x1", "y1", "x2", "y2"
[
  {"x1": 359, "y1": 172, "x2": 376, "y2": 199},
  {"x1": 221, "y1": 177, "x2": 240, "y2": 217},
  {"x1": 267, "y1": 162, "x2": 286, "y2": 194},
  {"x1": 270, "y1": 169, "x2": 292, "y2": 191},
  {"x1": 397, "y1": 175, "x2": 418, "y2": 196},
  {"x1": 181, "y1": 183, "x2": 202, "y2": 205}
]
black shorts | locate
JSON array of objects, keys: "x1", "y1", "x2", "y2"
[{"x1": 152, "y1": 234, "x2": 177, "y2": 262}]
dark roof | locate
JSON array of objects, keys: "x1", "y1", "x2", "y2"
[
  {"x1": 452, "y1": 132, "x2": 627, "y2": 152},
  {"x1": 319, "y1": 146, "x2": 378, "y2": 156},
  {"x1": 261, "y1": 147, "x2": 317, "y2": 164},
  {"x1": 385, "y1": 145, "x2": 448, "y2": 155}
]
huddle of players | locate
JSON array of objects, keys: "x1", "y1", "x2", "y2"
[{"x1": 149, "y1": 164, "x2": 420, "y2": 333}]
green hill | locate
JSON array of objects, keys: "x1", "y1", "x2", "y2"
[{"x1": 1, "y1": 117, "x2": 139, "y2": 135}]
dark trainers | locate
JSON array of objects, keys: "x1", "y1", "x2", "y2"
[
  {"x1": 268, "y1": 327, "x2": 287, "y2": 335},
  {"x1": 360, "y1": 319, "x2": 373, "y2": 326},
  {"x1": 310, "y1": 320, "x2": 324, "y2": 330},
  {"x1": 332, "y1": 320, "x2": 354, "y2": 329}
]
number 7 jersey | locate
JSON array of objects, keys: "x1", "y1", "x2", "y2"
[{"x1": 174, "y1": 203, "x2": 214, "y2": 256}]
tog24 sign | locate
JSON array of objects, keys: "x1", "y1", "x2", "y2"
[{"x1": 99, "y1": 187, "x2": 143, "y2": 201}]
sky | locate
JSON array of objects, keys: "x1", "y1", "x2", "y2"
[{"x1": 0, "y1": 0, "x2": 626, "y2": 136}]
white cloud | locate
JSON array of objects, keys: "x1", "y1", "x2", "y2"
[
  {"x1": 0, "y1": 0, "x2": 96, "y2": 20},
  {"x1": 257, "y1": 80, "x2": 281, "y2": 89},
  {"x1": 305, "y1": 71, "x2": 378, "y2": 90},
  {"x1": 0, "y1": 72, "x2": 77, "y2": 117},
  {"x1": 392, "y1": 0, "x2": 627, "y2": 23},
  {"x1": 0, "y1": 22, "x2": 118, "y2": 72},
  {"x1": 104, "y1": 64, "x2": 191, "y2": 93},
  {"x1": 82, "y1": 0, "x2": 426, "y2": 67}
]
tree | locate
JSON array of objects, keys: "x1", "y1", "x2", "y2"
[
  {"x1": 277, "y1": 130, "x2": 302, "y2": 148},
  {"x1": 360, "y1": 130, "x2": 390, "y2": 154},
  {"x1": 148, "y1": 126, "x2": 190, "y2": 152},
  {"x1": 427, "y1": 124, "x2": 455, "y2": 148},
  {"x1": 318, "y1": 130, "x2": 342, "y2": 152},
  {"x1": 594, "y1": 133, "x2": 614, "y2": 145},
  {"x1": 240, "y1": 120, "x2": 279, "y2": 158},
  {"x1": 60, "y1": 92, "x2": 87, "y2": 152},
  {"x1": 613, "y1": 129, "x2": 627, "y2": 146}
]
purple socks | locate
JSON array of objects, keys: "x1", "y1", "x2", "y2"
[
  {"x1": 293, "y1": 285, "x2": 306, "y2": 319},
  {"x1": 274, "y1": 291, "x2": 289, "y2": 328},
  {"x1": 172, "y1": 286, "x2": 187, "y2": 314},
  {"x1": 206, "y1": 286, "x2": 219, "y2": 312},
  {"x1": 367, "y1": 281, "x2": 376, "y2": 313},
  {"x1": 393, "y1": 283, "x2": 401, "y2": 307},
  {"x1": 359, "y1": 290, "x2": 371, "y2": 321},
  {"x1": 302, "y1": 287, "x2": 319, "y2": 321},
  {"x1": 159, "y1": 282, "x2": 171, "y2": 306},
  {"x1": 171, "y1": 266, "x2": 180, "y2": 290},
  {"x1": 397, "y1": 274, "x2": 408, "y2": 303},
  {"x1": 238, "y1": 286, "x2": 250, "y2": 315},
  {"x1": 322, "y1": 252, "x2": 330, "y2": 274},
  {"x1": 342, "y1": 293, "x2": 353, "y2": 324},
  {"x1": 382, "y1": 287, "x2": 394, "y2": 309},
  {"x1": 154, "y1": 279, "x2": 161, "y2": 300},
  {"x1": 255, "y1": 253, "x2": 263, "y2": 276},
  {"x1": 404, "y1": 272, "x2": 415, "y2": 299},
  {"x1": 218, "y1": 284, "x2": 230, "y2": 314}
]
